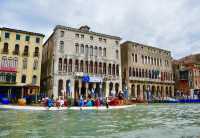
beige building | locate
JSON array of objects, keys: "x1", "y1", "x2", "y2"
[
  {"x1": 41, "y1": 25, "x2": 122, "y2": 102},
  {"x1": 0, "y1": 27, "x2": 44, "y2": 100},
  {"x1": 121, "y1": 41, "x2": 174, "y2": 100}
]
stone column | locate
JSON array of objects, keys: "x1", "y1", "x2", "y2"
[
  {"x1": 71, "y1": 79, "x2": 75, "y2": 99},
  {"x1": 105, "y1": 81, "x2": 109, "y2": 97},
  {"x1": 86, "y1": 83, "x2": 89, "y2": 98}
]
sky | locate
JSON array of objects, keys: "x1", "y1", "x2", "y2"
[{"x1": 0, "y1": 0, "x2": 200, "y2": 59}]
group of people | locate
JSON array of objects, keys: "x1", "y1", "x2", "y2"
[{"x1": 42, "y1": 96, "x2": 66, "y2": 108}]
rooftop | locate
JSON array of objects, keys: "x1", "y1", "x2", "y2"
[
  {"x1": 54, "y1": 25, "x2": 121, "y2": 40},
  {"x1": 0, "y1": 27, "x2": 45, "y2": 37}
]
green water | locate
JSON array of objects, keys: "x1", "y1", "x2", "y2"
[{"x1": 0, "y1": 104, "x2": 200, "y2": 138}]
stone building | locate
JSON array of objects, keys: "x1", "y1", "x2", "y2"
[
  {"x1": 121, "y1": 41, "x2": 174, "y2": 100},
  {"x1": 41, "y1": 25, "x2": 122, "y2": 101},
  {"x1": 0, "y1": 27, "x2": 44, "y2": 99}
]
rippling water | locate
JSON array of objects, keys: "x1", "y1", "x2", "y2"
[{"x1": 1, "y1": 104, "x2": 200, "y2": 138}]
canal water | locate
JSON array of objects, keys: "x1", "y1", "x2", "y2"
[{"x1": 0, "y1": 104, "x2": 200, "y2": 138}]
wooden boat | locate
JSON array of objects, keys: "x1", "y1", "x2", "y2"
[{"x1": 0, "y1": 104, "x2": 136, "y2": 111}]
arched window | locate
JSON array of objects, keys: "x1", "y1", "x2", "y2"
[
  {"x1": 85, "y1": 45, "x2": 89, "y2": 56},
  {"x1": 14, "y1": 44, "x2": 19, "y2": 55},
  {"x1": 136, "y1": 68, "x2": 138, "y2": 77},
  {"x1": 75, "y1": 43, "x2": 79, "y2": 53},
  {"x1": 103, "y1": 63, "x2": 107, "y2": 75},
  {"x1": 33, "y1": 59, "x2": 38, "y2": 70},
  {"x1": 58, "y1": 79, "x2": 63, "y2": 96},
  {"x1": 99, "y1": 62, "x2": 102, "y2": 74},
  {"x1": 132, "y1": 68, "x2": 135, "y2": 77},
  {"x1": 32, "y1": 75, "x2": 37, "y2": 84},
  {"x1": 24, "y1": 45, "x2": 29, "y2": 56},
  {"x1": 89, "y1": 61, "x2": 93, "y2": 73},
  {"x1": 8, "y1": 58, "x2": 12, "y2": 67},
  {"x1": 149, "y1": 70, "x2": 151, "y2": 78},
  {"x1": 90, "y1": 46, "x2": 93, "y2": 56},
  {"x1": 23, "y1": 58, "x2": 28, "y2": 69},
  {"x1": 68, "y1": 59, "x2": 72, "y2": 72},
  {"x1": 21, "y1": 75, "x2": 26, "y2": 83},
  {"x1": 3, "y1": 43, "x2": 8, "y2": 54},
  {"x1": 116, "y1": 50, "x2": 119, "y2": 59},
  {"x1": 60, "y1": 41, "x2": 64, "y2": 52},
  {"x1": 139, "y1": 69, "x2": 141, "y2": 77},
  {"x1": 34, "y1": 47, "x2": 39, "y2": 57},
  {"x1": 13, "y1": 57, "x2": 18, "y2": 67},
  {"x1": 99, "y1": 47, "x2": 102, "y2": 57},
  {"x1": 112, "y1": 64, "x2": 115, "y2": 76},
  {"x1": 80, "y1": 44, "x2": 84, "y2": 54},
  {"x1": 129, "y1": 67, "x2": 132, "y2": 77},
  {"x1": 94, "y1": 46, "x2": 97, "y2": 56},
  {"x1": 142, "y1": 69, "x2": 144, "y2": 77},
  {"x1": 85, "y1": 61, "x2": 89, "y2": 73},
  {"x1": 94, "y1": 62, "x2": 98, "y2": 74},
  {"x1": 108, "y1": 64, "x2": 111, "y2": 75},
  {"x1": 63, "y1": 59, "x2": 67, "y2": 72},
  {"x1": 58, "y1": 58, "x2": 62, "y2": 71},
  {"x1": 75, "y1": 59, "x2": 79, "y2": 72},
  {"x1": 80, "y1": 60, "x2": 84, "y2": 72},
  {"x1": 116, "y1": 64, "x2": 119, "y2": 76}
]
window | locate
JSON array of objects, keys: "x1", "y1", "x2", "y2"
[
  {"x1": 23, "y1": 46, "x2": 29, "y2": 56},
  {"x1": 116, "y1": 65, "x2": 119, "y2": 76},
  {"x1": 85, "y1": 45, "x2": 89, "y2": 56},
  {"x1": 75, "y1": 60, "x2": 79, "y2": 72},
  {"x1": 81, "y1": 34, "x2": 84, "y2": 38},
  {"x1": 75, "y1": 43, "x2": 79, "y2": 53},
  {"x1": 23, "y1": 58, "x2": 28, "y2": 69},
  {"x1": 90, "y1": 36, "x2": 93, "y2": 40},
  {"x1": 90, "y1": 46, "x2": 93, "y2": 56},
  {"x1": 94, "y1": 46, "x2": 97, "y2": 56},
  {"x1": 85, "y1": 61, "x2": 89, "y2": 73},
  {"x1": 60, "y1": 41, "x2": 64, "y2": 52},
  {"x1": 63, "y1": 59, "x2": 67, "y2": 72},
  {"x1": 89, "y1": 61, "x2": 93, "y2": 73},
  {"x1": 99, "y1": 47, "x2": 102, "y2": 57},
  {"x1": 8, "y1": 58, "x2": 12, "y2": 67},
  {"x1": 68, "y1": 59, "x2": 72, "y2": 72},
  {"x1": 21, "y1": 75, "x2": 26, "y2": 83},
  {"x1": 13, "y1": 58, "x2": 18, "y2": 67},
  {"x1": 103, "y1": 39, "x2": 107, "y2": 43},
  {"x1": 5, "y1": 32, "x2": 10, "y2": 39},
  {"x1": 14, "y1": 44, "x2": 19, "y2": 55},
  {"x1": 80, "y1": 60, "x2": 84, "y2": 72},
  {"x1": 116, "y1": 50, "x2": 119, "y2": 59},
  {"x1": 33, "y1": 59, "x2": 38, "y2": 70},
  {"x1": 58, "y1": 58, "x2": 62, "y2": 71},
  {"x1": 75, "y1": 34, "x2": 79, "y2": 38},
  {"x1": 60, "y1": 31, "x2": 64, "y2": 37},
  {"x1": 99, "y1": 38, "x2": 102, "y2": 41},
  {"x1": 32, "y1": 75, "x2": 37, "y2": 84},
  {"x1": 103, "y1": 48, "x2": 106, "y2": 57},
  {"x1": 135, "y1": 54, "x2": 137, "y2": 62},
  {"x1": 16, "y1": 34, "x2": 20, "y2": 40},
  {"x1": 1, "y1": 57, "x2": 7, "y2": 67},
  {"x1": 80, "y1": 44, "x2": 84, "y2": 54},
  {"x1": 25, "y1": 35, "x2": 30, "y2": 41},
  {"x1": 36, "y1": 37, "x2": 40, "y2": 43},
  {"x1": 3, "y1": 43, "x2": 9, "y2": 54},
  {"x1": 34, "y1": 47, "x2": 39, "y2": 57},
  {"x1": 132, "y1": 54, "x2": 135, "y2": 62},
  {"x1": 108, "y1": 64, "x2": 111, "y2": 75},
  {"x1": 115, "y1": 41, "x2": 119, "y2": 45}
]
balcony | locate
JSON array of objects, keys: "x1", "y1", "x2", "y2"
[
  {"x1": 23, "y1": 52, "x2": 29, "y2": 57},
  {"x1": 13, "y1": 50, "x2": 20, "y2": 55},
  {"x1": 1, "y1": 50, "x2": 8, "y2": 54},
  {"x1": 33, "y1": 52, "x2": 40, "y2": 57}
]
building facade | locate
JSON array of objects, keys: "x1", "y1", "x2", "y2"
[
  {"x1": 173, "y1": 54, "x2": 200, "y2": 95},
  {"x1": 41, "y1": 25, "x2": 122, "y2": 101},
  {"x1": 0, "y1": 27, "x2": 44, "y2": 100},
  {"x1": 121, "y1": 41, "x2": 174, "y2": 100}
]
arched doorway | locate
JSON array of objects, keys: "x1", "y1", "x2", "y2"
[
  {"x1": 74, "y1": 80, "x2": 79, "y2": 100},
  {"x1": 137, "y1": 85, "x2": 140, "y2": 98},
  {"x1": 58, "y1": 79, "x2": 63, "y2": 96},
  {"x1": 115, "y1": 83, "x2": 119, "y2": 96},
  {"x1": 131, "y1": 84, "x2": 135, "y2": 98}
]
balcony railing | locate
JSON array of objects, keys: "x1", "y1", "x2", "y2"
[{"x1": 13, "y1": 50, "x2": 20, "y2": 55}]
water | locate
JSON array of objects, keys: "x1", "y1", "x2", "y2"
[{"x1": 0, "y1": 104, "x2": 200, "y2": 138}]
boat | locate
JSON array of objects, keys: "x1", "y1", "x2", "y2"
[{"x1": 0, "y1": 104, "x2": 136, "y2": 111}]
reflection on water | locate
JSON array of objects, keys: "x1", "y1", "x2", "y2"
[{"x1": 1, "y1": 104, "x2": 200, "y2": 138}]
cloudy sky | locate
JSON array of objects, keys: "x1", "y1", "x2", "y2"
[{"x1": 0, "y1": 0, "x2": 199, "y2": 59}]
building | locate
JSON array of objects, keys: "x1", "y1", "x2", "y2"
[
  {"x1": 0, "y1": 27, "x2": 44, "y2": 101},
  {"x1": 173, "y1": 54, "x2": 200, "y2": 95},
  {"x1": 121, "y1": 41, "x2": 174, "y2": 100},
  {"x1": 41, "y1": 25, "x2": 122, "y2": 102}
]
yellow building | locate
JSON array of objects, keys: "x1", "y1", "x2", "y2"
[{"x1": 0, "y1": 27, "x2": 44, "y2": 102}]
